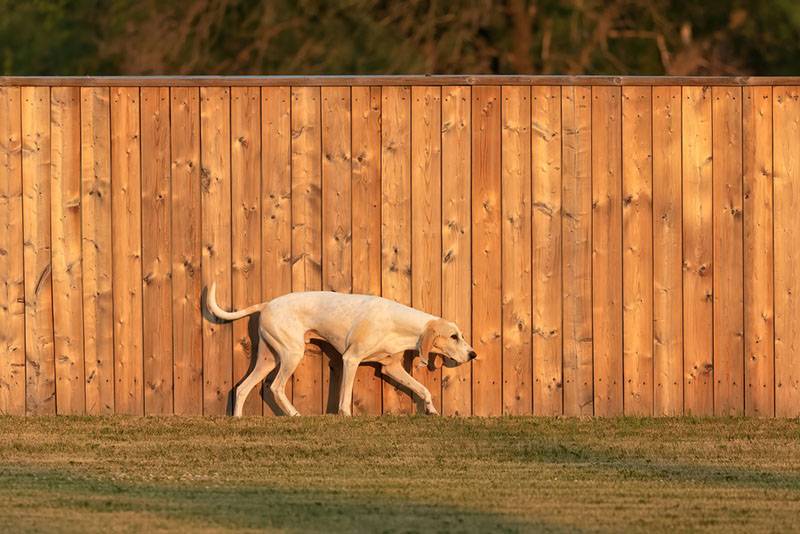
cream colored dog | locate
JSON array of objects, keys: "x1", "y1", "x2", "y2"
[{"x1": 206, "y1": 284, "x2": 477, "y2": 417}]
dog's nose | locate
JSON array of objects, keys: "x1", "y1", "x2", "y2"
[{"x1": 468, "y1": 351, "x2": 477, "y2": 361}]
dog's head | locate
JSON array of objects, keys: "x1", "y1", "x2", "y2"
[{"x1": 417, "y1": 319, "x2": 477, "y2": 368}]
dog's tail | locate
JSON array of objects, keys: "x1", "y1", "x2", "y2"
[{"x1": 207, "y1": 282, "x2": 263, "y2": 321}]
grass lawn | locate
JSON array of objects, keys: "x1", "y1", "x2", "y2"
[{"x1": 1, "y1": 416, "x2": 799, "y2": 532}]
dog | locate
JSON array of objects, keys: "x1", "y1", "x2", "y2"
[{"x1": 206, "y1": 284, "x2": 477, "y2": 417}]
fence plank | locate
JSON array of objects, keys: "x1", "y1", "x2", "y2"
[
  {"x1": 111, "y1": 87, "x2": 144, "y2": 415},
  {"x1": 231, "y1": 87, "x2": 262, "y2": 416},
  {"x1": 712, "y1": 86, "x2": 744, "y2": 416},
  {"x1": 441, "y1": 86, "x2": 472, "y2": 416},
  {"x1": 652, "y1": 86, "x2": 683, "y2": 416},
  {"x1": 501, "y1": 85, "x2": 532, "y2": 415},
  {"x1": 472, "y1": 86, "x2": 502, "y2": 416},
  {"x1": 622, "y1": 86, "x2": 654, "y2": 416},
  {"x1": 592, "y1": 86, "x2": 623, "y2": 416},
  {"x1": 321, "y1": 86, "x2": 351, "y2": 414},
  {"x1": 50, "y1": 87, "x2": 84, "y2": 415},
  {"x1": 351, "y1": 86, "x2": 383, "y2": 416},
  {"x1": 381, "y1": 86, "x2": 413, "y2": 414},
  {"x1": 743, "y1": 86, "x2": 774, "y2": 417},
  {"x1": 261, "y1": 86, "x2": 292, "y2": 415},
  {"x1": 141, "y1": 87, "x2": 173, "y2": 414},
  {"x1": 291, "y1": 86, "x2": 324, "y2": 415},
  {"x1": 22, "y1": 87, "x2": 56, "y2": 415},
  {"x1": 81, "y1": 87, "x2": 114, "y2": 415},
  {"x1": 682, "y1": 86, "x2": 714, "y2": 416},
  {"x1": 561, "y1": 86, "x2": 593, "y2": 416},
  {"x1": 171, "y1": 87, "x2": 202, "y2": 415},
  {"x1": 0, "y1": 87, "x2": 24, "y2": 416},
  {"x1": 200, "y1": 86, "x2": 233, "y2": 416},
  {"x1": 532, "y1": 85, "x2": 562, "y2": 416},
  {"x1": 411, "y1": 86, "x2": 442, "y2": 414},
  {"x1": 774, "y1": 86, "x2": 800, "y2": 417}
]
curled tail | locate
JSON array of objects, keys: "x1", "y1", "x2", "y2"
[{"x1": 207, "y1": 282, "x2": 263, "y2": 321}]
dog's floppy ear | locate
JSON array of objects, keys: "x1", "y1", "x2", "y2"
[{"x1": 417, "y1": 320, "x2": 439, "y2": 368}]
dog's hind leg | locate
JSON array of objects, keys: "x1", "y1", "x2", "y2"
[
  {"x1": 233, "y1": 335, "x2": 275, "y2": 417},
  {"x1": 268, "y1": 347, "x2": 303, "y2": 417}
]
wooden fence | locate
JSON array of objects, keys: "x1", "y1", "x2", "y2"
[{"x1": 0, "y1": 76, "x2": 798, "y2": 417}]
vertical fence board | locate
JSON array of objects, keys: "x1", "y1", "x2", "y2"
[
  {"x1": 81, "y1": 87, "x2": 114, "y2": 415},
  {"x1": 712, "y1": 86, "x2": 744, "y2": 416},
  {"x1": 652, "y1": 86, "x2": 683, "y2": 416},
  {"x1": 351, "y1": 86, "x2": 383, "y2": 416},
  {"x1": 50, "y1": 87, "x2": 84, "y2": 415},
  {"x1": 291, "y1": 86, "x2": 324, "y2": 414},
  {"x1": 501, "y1": 86, "x2": 532, "y2": 415},
  {"x1": 141, "y1": 87, "x2": 173, "y2": 415},
  {"x1": 262, "y1": 86, "x2": 292, "y2": 415},
  {"x1": 0, "y1": 87, "x2": 24, "y2": 416},
  {"x1": 592, "y1": 86, "x2": 623, "y2": 416},
  {"x1": 171, "y1": 87, "x2": 202, "y2": 415},
  {"x1": 111, "y1": 87, "x2": 144, "y2": 415},
  {"x1": 200, "y1": 86, "x2": 233, "y2": 416},
  {"x1": 743, "y1": 86, "x2": 774, "y2": 417},
  {"x1": 561, "y1": 86, "x2": 593, "y2": 416},
  {"x1": 321, "y1": 86, "x2": 351, "y2": 414},
  {"x1": 622, "y1": 86, "x2": 654, "y2": 415},
  {"x1": 231, "y1": 87, "x2": 262, "y2": 416},
  {"x1": 682, "y1": 86, "x2": 714, "y2": 416},
  {"x1": 441, "y1": 86, "x2": 472, "y2": 416},
  {"x1": 472, "y1": 86, "x2": 502, "y2": 416},
  {"x1": 381, "y1": 86, "x2": 413, "y2": 414},
  {"x1": 774, "y1": 86, "x2": 800, "y2": 417},
  {"x1": 22, "y1": 87, "x2": 55, "y2": 415},
  {"x1": 532, "y1": 86, "x2": 562, "y2": 416},
  {"x1": 411, "y1": 86, "x2": 442, "y2": 413}
]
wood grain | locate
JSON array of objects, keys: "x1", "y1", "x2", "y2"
[
  {"x1": 141, "y1": 87, "x2": 173, "y2": 415},
  {"x1": 774, "y1": 86, "x2": 800, "y2": 417},
  {"x1": 351, "y1": 86, "x2": 383, "y2": 416},
  {"x1": 200, "y1": 87, "x2": 233, "y2": 415},
  {"x1": 411, "y1": 86, "x2": 442, "y2": 413},
  {"x1": 652, "y1": 86, "x2": 683, "y2": 416},
  {"x1": 291, "y1": 86, "x2": 323, "y2": 415},
  {"x1": 261, "y1": 86, "x2": 293, "y2": 415},
  {"x1": 381, "y1": 86, "x2": 413, "y2": 414},
  {"x1": 712, "y1": 86, "x2": 744, "y2": 416},
  {"x1": 592, "y1": 86, "x2": 623, "y2": 417},
  {"x1": 231, "y1": 87, "x2": 262, "y2": 416},
  {"x1": 682, "y1": 86, "x2": 714, "y2": 416},
  {"x1": 171, "y1": 87, "x2": 203, "y2": 415},
  {"x1": 111, "y1": 87, "x2": 144, "y2": 415},
  {"x1": 621, "y1": 86, "x2": 653, "y2": 416},
  {"x1": 472, "y1": 86, "x2": 502, "y2": 416},
  {"x1": 561, "y1": 86, "x2": 593, "y2": 416},
  {"x1": 742, "y1": 86, "x2": 774, "y2": 417},
  {"x1": 50, "y1": 86, "x2": 84, "y2": 415},
  {"x1": 321, "y1": 86, "x2": 351, "y2": 414},
  {"x1": 531, "y1": 85, "x2": 562, "y2": 416},
  {"x1": 441, "y1": 86, "x2": 472, "y2": 416},
  {"x1": 500, "y1": 85, "x2": 532, "y2": 415},
  {"x1": 81, "y1": 87, "x2": 114, "y2": 415}
]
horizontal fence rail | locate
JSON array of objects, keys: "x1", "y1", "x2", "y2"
[{"x1": 0, "y1": 76, "x2": 798, "y2": 417}]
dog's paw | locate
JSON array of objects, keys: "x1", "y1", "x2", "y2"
[{"x1": 424, "y1": 404, "x2": 439, "y2": 416}]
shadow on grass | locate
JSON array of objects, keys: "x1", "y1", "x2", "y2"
[
  {"x1": 498, "y1": 437, "x2": 800, "y2": 491},
  {"x1": 0, "y1": 466, "x2": 569, "y2": 533}
]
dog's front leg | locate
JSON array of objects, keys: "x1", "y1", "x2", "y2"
[
  {"x1": 382, "y1": 362, "x2": 438, "y2": 415},
  {"x1": 337, "y1": 351, "x2": 360, "y2": 416}
]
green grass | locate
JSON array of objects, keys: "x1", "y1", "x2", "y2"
[{"x1": 1, "y1": 417, "x2": 799, "y2": 532}]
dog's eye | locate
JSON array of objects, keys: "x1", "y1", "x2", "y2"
[{"x1": 450, "y1": 334, "x2": 459, "y2": 340}]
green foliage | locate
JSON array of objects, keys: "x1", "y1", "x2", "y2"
[{"x1": 1, "y1": 0, "x2": 800, "y2": 75}]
